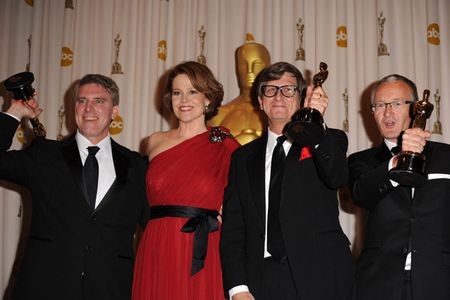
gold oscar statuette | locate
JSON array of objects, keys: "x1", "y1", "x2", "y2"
[
  {"x1": 432, "y1": 89, "x2": 442, "y2": 134},
  {"x1": 388, "y1": 89, "x2": 434, "y2": 187},
  {"x1": 377, "y1": 12, "x2": 390, "y2": 56},
  {"x1": 295, "y1": 18, "x2": 305, "y2": 61},
  {"x1": 4, "y1": 72, "x2": 46, "y2": 138},
  {"x1": 197, "y1": 26, "x2": 207, "y2": 65},
  {"x1": 26, "y1": 35, "x2": 32, "y2": 72},
  {"x1": 342, "y1": 88, "x2": 349, "y2": 132},
  {"x1": 65, "y1": 0, "x2": 74, "y2": 9},
  {"x1": 112, "y1": 34, "x2": 124, "y2": 74},
  {"x1": 57, "y1": 104, "x2": 65, "y2": 141},
  {"x1": 284, "y1": 62, "x2": 328, "y2": 146}
]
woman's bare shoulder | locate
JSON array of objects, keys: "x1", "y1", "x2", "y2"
[{"x1": 146, "y1": 130, "x2": 176, "y2": 160}]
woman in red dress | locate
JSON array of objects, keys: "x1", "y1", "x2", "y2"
[{"x1": 132, "y1": 61, "x2": 239, "y2": 299}]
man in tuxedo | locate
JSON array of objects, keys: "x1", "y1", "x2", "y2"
[
  {"x1": 349, "y1": 74, "x2": 450, "y2": 300},
  {"x1": 220, "y1": 62, "x2": 353, "y2": 300},
  {"x1": 0, "y1": 74, "x2": 149, "y2": 299}
]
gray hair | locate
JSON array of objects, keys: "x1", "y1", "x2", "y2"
[
  {"x1": 73, "y1": 74, "x2": 120, "y2": 106},
  {"x1": 370, "y1": 74, "x2": 418, "y2": 105}
]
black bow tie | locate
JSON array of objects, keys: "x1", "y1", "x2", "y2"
[{"x1": 391, "y1": 146, "x2": 400, "y2": 155}]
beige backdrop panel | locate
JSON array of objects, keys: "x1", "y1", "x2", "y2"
[{"x1": 0, "y1": 0, "x2": 449, "y2": 293}]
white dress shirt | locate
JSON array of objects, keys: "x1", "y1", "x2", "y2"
[
  {"x1": 76, "y1": 131, "x2": 116, "y2": 208},
  {"x1": 229, "y1": 130, "x2": 292, "y2": 299},
  {"x1": 0, "y1": 112, "x2": 117, "y2": 208},
  {"x1": 264, "y1": 130, "x2": 292, "y2": 258},
  {"x1": 385, "y1": 139, "x2": 412, "y2": 270}
]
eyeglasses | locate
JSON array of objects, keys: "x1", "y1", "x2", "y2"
[
  {"x1": 261, "y1": 85, "x2": 298, "y2": 98},
  {"x1": 370, "y1": 100, "x2": 413, "y2": 112}
]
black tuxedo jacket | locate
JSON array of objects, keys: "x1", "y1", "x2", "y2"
[
  {"x1": 220, "y1": 129, "x2": 353, "y2": 300},
  {"x1": 0, "y1": 113, "x2": 149, "y2": 300},
  {"x1": 349, "y1": 141, "x2": 450, "y2": 300}
]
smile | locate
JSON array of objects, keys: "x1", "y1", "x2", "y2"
[
  {"x1": 83, "y1": 116, "x2": 98, "y2": 121},
  {"x1": 179, "y1": 106, "x2": 193, "y2": 111}
]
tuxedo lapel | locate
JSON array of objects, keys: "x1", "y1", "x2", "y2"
[
  {"x1": 247, "y1": 134, "x2": 267, "y2": 220},
  {"x1": 61, "y1": 134, "x2": 91, "y2": 208},
  {"x1": 376, "y1": 143, "x2": 412, "y2": 201},
  {"x1": 375, "y1": 143, "x2": 392, "y2": 163},
  {"x1": 410, "y1": 143, "x2": 435, "y2": 204},
  {"x1": 95, "y1": 140, "x2": 129, "y2": 211},
  {"x1": 286, "y1": 142, "x2": 301, "y2": 163},
  {"x1": 422, "y1": 143, "x2": 434, "y2": 174}
]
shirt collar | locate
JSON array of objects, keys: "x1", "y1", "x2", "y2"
[
  {"x1": 267, "y1": 129, "x2": 280, "y2": 148},
  {"x1": 75, "y1": 130, "x2": 112, "y2": 155},
  {"x1": 267, "y1": 129, "x2": 291, "y2": 149},
  {"x1": 384, "y1": 138, "x2": 397, "y2": 152}
]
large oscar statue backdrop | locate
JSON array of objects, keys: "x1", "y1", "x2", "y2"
[{"x1": 208, "y1": 41, "x2": 270, "y2": 145}]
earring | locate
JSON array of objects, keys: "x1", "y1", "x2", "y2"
[{"x1": 205, "y1": 104, "x2": 210, "y2": 111}]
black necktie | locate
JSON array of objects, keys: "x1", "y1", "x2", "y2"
[
  {"x1": 83, "y1": 146, "x2": 100, "y2": 209},
  {"x1": 267, "y1": 135, "x2": 287, "y2": 259}
]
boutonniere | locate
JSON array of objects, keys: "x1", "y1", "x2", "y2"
[
  {"x1": 299, "y1": 146, "x2": 312, "y2": 161},
  {"x1": 209, "y1": 127, "x2": 233, "y2": 143}
]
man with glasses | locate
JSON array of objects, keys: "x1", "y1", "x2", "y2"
[
  {"x1": 349, "y1": 74, "x2": 450, "y2": 300},
  {"x1": 220, "y1": 62, "x2": 353, "y2": 300}
]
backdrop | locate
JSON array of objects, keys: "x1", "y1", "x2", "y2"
[{"x1": 1, "y1": 0, "x2": 449, "y2": 294}]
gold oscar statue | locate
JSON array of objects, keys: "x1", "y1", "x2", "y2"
[
  {"x1": 432, "y1": 89, "x2": 442, "y2": 134},
  {"x1": 388, "y1": 90, "x2": 434, "y2": 187},
  {"x1": 207, "y1": 41, "x2": 270, "y2": 145},
  {"x1": 4, "y1": 72, "x2": 46, "y2": 138},
  {"x1": 284, "y1": 62, "x2": 328, "y2": 146},
  {"x1": 377, "y1": 12, "x2": 390, "y2": 56},
  {"x1": 112, "y1": 34, "x2": 124, "y2": 75}
]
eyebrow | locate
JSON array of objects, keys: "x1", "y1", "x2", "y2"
[{"x1": 77, "y1": 96, "x2": 106, "y2": 101}]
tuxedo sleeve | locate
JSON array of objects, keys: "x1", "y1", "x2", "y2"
[
  {"x1": 348, "y1": 151, "x2": 396, "y2": 209},
  {"x1": 137, "y1": 156, "x2": 151, "y2": 229},
  {"x1": 0, "y1": 112, "x2": 20, "y2": 152},
  {"x1": 312, "y1": 128, "x2": 349, "y2": 188},
  {"x1": 220, "y1": 152, "x2": 248, "y2": 296},
  {"x1": 0, "y1": 112, "x2": 34, "y2": 186}
]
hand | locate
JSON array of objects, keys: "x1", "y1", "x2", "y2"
[
  {"x1": 232, "y1": 292, "x2": 255, "y2": 300},
  {"x1": 401, "y1": 128, "x2": 431, "y2": 153},
  {"x1": 217, "y1": 205, "x2": 223, "y2": 224},
  {"x1": 303, "y1": 85, "x2": 329, "y2": 115},
  {"x1": 6, "y1": 98, "x2": 43, "y2": 120}
]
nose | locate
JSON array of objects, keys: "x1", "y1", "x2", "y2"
[
  {"x1": 273, "y1": 89, "x2": 284, "y2": 101},
  {"x1": 84, "y1": 100, "x2": 94, "y2": 111},
  {"x1": 247, "y1": 61, "x2": 253, "y2": 75},
  {"x1": 383, "y1": 103, "x2": 394, "y2": 115}
]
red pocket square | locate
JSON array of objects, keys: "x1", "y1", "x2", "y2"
[{"x1": 299, "y1": 146, "x2": 312, "y2": 161}]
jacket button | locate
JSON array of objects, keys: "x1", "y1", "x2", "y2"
[
  {"x1": 91, "y1": 215, "x2": 97, "y2": 221},
  {"x1": 378, "y1": 184, "x2": 388, "y2": 193},
  {"x1": 86, "y1": 245, "x2": 93, "y2": 252}
]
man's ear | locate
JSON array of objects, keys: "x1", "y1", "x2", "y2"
[
  {"x1": 258, "y1": 97, "x2": 264, "y2": 110},
  {"x1": 409, "y1": 102, "x2": 414, "y2": 119},
  {"x1": 112, "y1": 106, "x2": 120, "y2": 119}
]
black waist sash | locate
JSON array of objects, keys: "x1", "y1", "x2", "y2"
[{"x1": 150, "y1": 205, "x2": 219, "y2": 276}]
